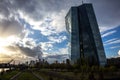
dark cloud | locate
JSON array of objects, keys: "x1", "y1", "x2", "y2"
[
  {"x1": 0, "y1": 0, "x2": 24, "y2": 37},
  {"x1": 5, "y1": 43, "x2": 42, "y2": 58},
  {"x1": 11, "y1": 0, "x2": 120, "y2": 32},
  {"x1": 7, "y1": 0, "x2": 82, "y2": 21},
  {"x1": 0, "y1": 0, "x2": 11, "y2": 18},
  {"x1": 5, "y1": 39, "x2": 43, "y2": 57},
  {"x1": 17, "y1": 45, "x2": 42, "y2": 57},
  {"x1": 0, "y1": 18, "x2": 23, "y2": 37},
  {"x1": 45, "y1": 54, "x2": 68, "y2": 60},
  {"x1": 11, "y1": 0, "x2": 42, "y2": 21},
  {"x1": 17, "y1": 39, "x2": 43, "y2": 57},
  {"x1": 0, "y1": 0, "x2": 120, "y2": 33},
  {"x1": 12, "y1": 0, "x2": 36, "y2": 12},
  {"x1": 5, "y1": 45, "x2": 18, "y2": 52},
  {"x1": 90, "y1": 0, "x2": 120, "y2": 27}
]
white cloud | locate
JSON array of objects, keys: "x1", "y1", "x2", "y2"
[
  {"x1": 30, "y1": 18, "x2": 57, "y2": 36},
  {"x1": 48, "y1": 35, "x2": 67, "y2": 43},
  {"x1": 104, "y1": 38, "x2": 120, "y2": 46},
  {"x1": 110, "y1": 46, "x2": 120, "y2": 49},
  {"x1": 42, "y1": 47, "x2": 69, "y2": 63},
  {"x1": 40, "y1": 42, "x2": 54, "y2": 51},
  {"x1": 21, "y1": 38, "x2": 37, "y2": 48},
  {"x1": 0, "y1": 14, "x2": 7, "y2": 20},
  {"x1": 104, "y1": 38, "x2": 118, "y2": 43},
  {"x1": 50, "y1": 10, "x2": 66, "y2": 32},
  {"x1": 108, "y1": 39, "x2": 120, "y2": 45},
  {"x1": 16, "y1": 1, "x2": 67, "y2": 36},
  {"x1": 0, "y1": 35, "x2": 42, "y2": 63},
  {"x1": 22, "y1": 28, "x2": 34, "y2": 38},
  {"x1": 29, "y1": 10, "x2": 66, "y2": 36},
  {"x1": 118, "y1": 50, "x2": 120, "y2": 56},
  {"x1": 58, "y1": 47, "x2": 69, "y2": 55},
  {"x1": 18, "y1": 10, "x2": 43, "y2": 26},
  {"x1": 105, "y1": 39, "x2": 120, "y2": 46},
  {"x1": 99, "y1": 25, "x2": 119, "y2": 33},
  {"x1": 101, "y1": 30, "x2": 116, "y2": 38}
]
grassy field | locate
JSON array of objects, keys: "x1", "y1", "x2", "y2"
[
  {"x1": 1, "y1": 69, "x2": 120, "y2": 80},
  {"x1": 0, "y1": 70, "x2": 19, "y2": 80},
  {"x1": 38, "y1": 69, "x2": 120, "y2": 80},
  {"x1": 17, "y1": 71, "x2": 39, "y2": 80},
  {"x1": 35, "y1": 71, "x2": 64, "y2": 80}
]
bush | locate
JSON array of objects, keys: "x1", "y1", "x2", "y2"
[
  {"x1": 81, "y1": 65, "x2": 90, "y2": 73},
  {"x1": 91, "y1": 66, "x2": 99, "y2": 72},
  {"x1": 109, "y1": 66, "x2": 117, "y2": 71}
]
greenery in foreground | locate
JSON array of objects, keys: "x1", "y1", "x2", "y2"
[
  {"x1": 17, "y1": 71, "x2": 39, "y2": 80},
  {"x1": 35, "y1": 71, "x2": 64, "y2": 80},
  {"x1": 0, "y1": 58, "x2": 120, "y2": 80},
  {"x1": 0, "y1": 70, "x2": 18, "y2": 80},
  {"x1": 37, "y1": 65, "x2": 119, "y2": 80}
]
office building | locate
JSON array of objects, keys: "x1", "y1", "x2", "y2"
[{"x1": 65, "y1": 4, "x2": 106, "y2": 66}]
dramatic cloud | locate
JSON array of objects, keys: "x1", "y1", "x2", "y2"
[
  {"x1": 15, "y1": 38, "x2": 42, "y2": 57},
  {"x1": 0, "y1": 36, "x2": 43, "y2": 63},
  {"x1": 1, "y1": 0, "x2": 120, "y2": 34},
  {"x1": 1, "y1": 0, "x2": 120, "y2": 35},
  {"x1": 0, "y1": 0, "x2": 120, "y2": 62},
  {"x1": 0, "y1": 18, "x2": 23, "y2": 37}
]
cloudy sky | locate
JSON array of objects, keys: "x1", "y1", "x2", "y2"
[{"x1": 0, "y1": 0, "x2": 120, "y2": 63}]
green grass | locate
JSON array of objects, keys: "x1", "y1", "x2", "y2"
[
  {"x1": 34, "y1": 72, "x2": 49, "y2": 80},
  {"x1": 17, "y1": 71, "x2": 39, "y2": 80},
  {"x1": 39, "y1": 69, "x2": 88, "y2": 80},
  {"x1": 35, "y1": 71, "x2": 64, "y2": 80},
  {"x1": 0, "y1": 70, "x2": 19, "y2": 80}
]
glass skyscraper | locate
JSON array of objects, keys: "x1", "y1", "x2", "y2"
[{"x1": 65, "y1": 4, "x2": 106, "y2": 66}]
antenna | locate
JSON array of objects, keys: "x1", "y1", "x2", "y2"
[{"x1": 82, "y1": 0, "x2": 84, "y2": 4}]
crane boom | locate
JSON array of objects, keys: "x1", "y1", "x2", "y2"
[{"x1": 8, "y1": 59, "x2": 14, "y2": 64}]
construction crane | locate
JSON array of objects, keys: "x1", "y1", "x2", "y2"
[
  {"x1": 0, "y1": 59, "x2": 14, "y2": 68},
  {"x1": 8, "y1": 59, "x2": 14, "y2": 64}
]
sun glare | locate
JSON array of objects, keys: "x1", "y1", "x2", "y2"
[
  {"x1": 0, "y1": 36, "x2": 20, "y2": 47},
  {"x1": 0, "y1": 36, "x2": 20, "y2": 61}
]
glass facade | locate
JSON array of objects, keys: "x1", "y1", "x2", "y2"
[
  {"x1": 65, "y1": 4, "x2": 107, "y2": 66},
  {"x1": 66, "y1": 7, "x2": 80, "y2": 64}
]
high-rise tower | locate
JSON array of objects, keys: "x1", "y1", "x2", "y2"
[{"x1": 65, "y1": 4, "x2": 106, "y2": 66}]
